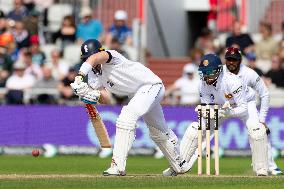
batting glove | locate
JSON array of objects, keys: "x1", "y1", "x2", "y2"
[
  {"x1": 70, "y1": 80, "x2": 89, "y2": 96},
  {"x1": 80, "y1": 89, "x2": 101, "y2": 105}
]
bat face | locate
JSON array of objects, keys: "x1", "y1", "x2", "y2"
[{"x1": 85, "y1": 104, "x2": 112, "y2": 148}]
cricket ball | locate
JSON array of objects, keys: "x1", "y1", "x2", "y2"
[{"x1": 32, "y1": 149, "x2": 40, "y2": 157}]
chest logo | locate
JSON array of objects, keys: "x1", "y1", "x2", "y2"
[
  {"x1": 107, "y1": 80, "x2": 114, "y2": 87},
  {"x1": 210, "y1": 94, "x2": 215, "y2": 102},
  {"x1": 225, "y1": 93, "x2": 233, "y2": 99}
]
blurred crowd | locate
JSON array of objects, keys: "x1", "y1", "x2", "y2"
[
  {"x1": 165, "y1": 21, "x2": 284, "y2": 106},
  {"x1": 1, "y1": 0, "x2": 284, "y2": 106},
  {"x1": 0, "y1": 0, "x2": 133, "y2": 104}
]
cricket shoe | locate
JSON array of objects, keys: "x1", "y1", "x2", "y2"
[
  {"x1": 103, "y1": 159, "x2": 126, "y2": 176},
  {"x1": 269, "y1": 168, "x2": 283, "y2": 175},
  {"x1": 162, "y1": 160, "x2": 190, "y2": 177},
  {"x1": 256, "y1": 168, "x2": 268, "y2": 176}
]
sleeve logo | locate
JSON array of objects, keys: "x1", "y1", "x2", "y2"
[
  {"x1": 233, "y1": 86, "x2": 242, "y2": 94},
  {"x1": 256, "y1": 77, "x2": 260, "y2": 83}
]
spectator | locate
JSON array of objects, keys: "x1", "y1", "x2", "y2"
[
  {"x1": 274, "y1": 22, "x2": 284, "y2": 42},
  {"x1": 165, "y1": 64, "x2": 200, "y2": 105},
  {"x1": 278, "y1": 40, "x2": 284, "y2": 60},
  {"x1": 7, "y1": 0, "x2": 29, "y2": 21},
  {"x1": 194, "y1": 28, "x2": 215, "y2": 54},
  {"x1": 207, "y1": 0, "x2": 217, "y2": 32},
  {"x1": 0, "y1": 11, "x2": 14, "y2": 48},
  {"x1": 23, "y1": 0, "x2": 36, "y2": 12},
  {"x1": 255, "y1": 23, "x2": 278, "y2": 61},
  {"x1": 246, "y1": 52, "x2": 263, "y2": 76},
  {"x1": 281, "y1": 22, "x2": 284, "y2": 41},
  {"x1": 76, "y1": 7, "x2": 103, "y2": 44},
  {"x1": 189, "y1": 48, "x2": 203, "y2": 65},
  {"x1": 0, "y1": 45, "x2": 13, "y2": 87},
  {"x1": 109, "y1": 37, "x2": 129, "y2": 58},
  {"x1": 12, "y1": 21, "x2": 30, "y2": 49},
  {"x1": 57, "y1": 67, "x2": 77, "y2": 101},
  {"x1": 34, "y1": 64, "x2": 59, "y2": 104},
  {"x1": 23, "y1": 9, "x2": 40, "y2": 36},
  {"x1": 46, "y1": 49, "x2": 69, "y2": 80},
  {"x1": 33, "y1": 0, "x2": 54, "y2": 26},
  {"x1": 5, "y1": 60, "x2": 35, "y2": 104},
  {"x1": 35, "y1": 65, "x2": 57, "y2": 88},
  {"x1": 105, "y1": 10, "x2": 132, "y2": 47},
  {"x1": 52, "y1": 15, "x2": 76, "y2": 50},
  {"x1": 29, "y1": 35, "x2": 46, "y2": 66},
  {"x1": 225, "y1": 21, "x2": 254, "y2": 54},
  {"x1": 0, "y1": 33, "x2": 17, "y2": 62},
  {"x1": 0, "y1": 12, "x2": 17, "y2": 59},
  {"x1": 265, "y1": 54, "x2": 283, "y2": 87},
  {"x1": 0, "y1": 10, "x2": 6, "y2": 35},
  {"x1": 21, "y1": 49, "x2": 42, "y2": 80}
]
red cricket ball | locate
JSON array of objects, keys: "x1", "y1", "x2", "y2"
[{"x1": 32, "y1": 149, "x2": 40, "y2": 157}]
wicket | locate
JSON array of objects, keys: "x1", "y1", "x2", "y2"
[{"x1": 197, "y1": 103, "x2": 219, "y2": 176}]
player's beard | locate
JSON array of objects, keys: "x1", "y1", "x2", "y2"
[
  {"x1": 226, "y1": 60, "x2": 240, "y2": 74},
  {"x1": 204, "y1": 75, "x2": 218, "y2": 85},
  {"x1": 205, "y1": 78, "x2": 217, "y2": 85}
]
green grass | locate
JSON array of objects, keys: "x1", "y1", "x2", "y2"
[{"x1": 0, "y1": 156, "x2": 283, "y2": 189}]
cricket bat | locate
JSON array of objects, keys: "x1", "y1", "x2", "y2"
[{"x1": 85, "y1": 104, "x2": 112, "y2": 148}]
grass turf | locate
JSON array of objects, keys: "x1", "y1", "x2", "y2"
[{"x1": 0, "y1": 156, "x2": 283, "y2": 189}]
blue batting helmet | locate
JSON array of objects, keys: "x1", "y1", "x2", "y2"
[{"x1": 80, "y1": 39, "x2": 105, "y2": 61}]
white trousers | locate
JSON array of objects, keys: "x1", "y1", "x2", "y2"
[{"x1": 187, "y1": 101, "x2": 276, "y2": 171}]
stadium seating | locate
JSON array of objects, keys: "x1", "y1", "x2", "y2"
[
  {"x1": 41, "y1": 44, "x2": 59, "y2": 62},
  {"x1": 47, "y1": 4, "x2": 73, "y2": 32},
  {"x1": 269, "y1": 87, "x2": 284, "y2": 107},
  {"x1": 63, "y1": 44, "x2": 81, "y2": 66},
  {"x1": 147, "y1": 58, "x2": 191, "y2": 87},
  {"x1": 0, "y1": 0, "x2": 13, "y2": 14}
]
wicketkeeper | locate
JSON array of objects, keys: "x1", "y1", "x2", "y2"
[{"x1": 164, "y1": 53, "x2": 269, "y2": 176}]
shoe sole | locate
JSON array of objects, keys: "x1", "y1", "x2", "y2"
[
  {"x1": 257, "y1": 174, "x2": 268, "y2": 176},
  {"x1": 102, "y1": 172, "x2": 126, "y2": 176}
]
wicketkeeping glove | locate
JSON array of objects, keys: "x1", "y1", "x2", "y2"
[
  {"x1": 218, "y1": 107, "x2": 233, "y2": 119},
  {"x1": 217, "y1": 101, "x2": 233, "y2": 119}
]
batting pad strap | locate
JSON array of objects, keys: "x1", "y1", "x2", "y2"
[
  {"x1": 250, "y1": 134, "x2": 268, "y2": 173},
  {"x1": 246, "y1": 120, "x2": 267, "y2": 140},
  {"x1": 149, "y1": 127, "x2": 182, "y2": 173},
  {"x1": 112, "y1": 127, "x2": 135, "y2": 171},
  {"x1": 180, "y1": 122, "x2": 199, "y2": 162},
  {"x1": 246, "y1": 120, "x2": 268, "y2": 173},
  {"x1": 116, "y1": 106, "x2": 139, "y2": 130},
  {"x1": 79, "y1": 62, "x2": 93, "y2": 76}
]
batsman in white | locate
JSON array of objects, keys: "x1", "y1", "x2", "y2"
[
  {"x1": 70, "y1": 39, "x2": 188, "y2": 176},
  {"x1": 163, "y1": 53, "x2": 269, "y2": 176}
]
